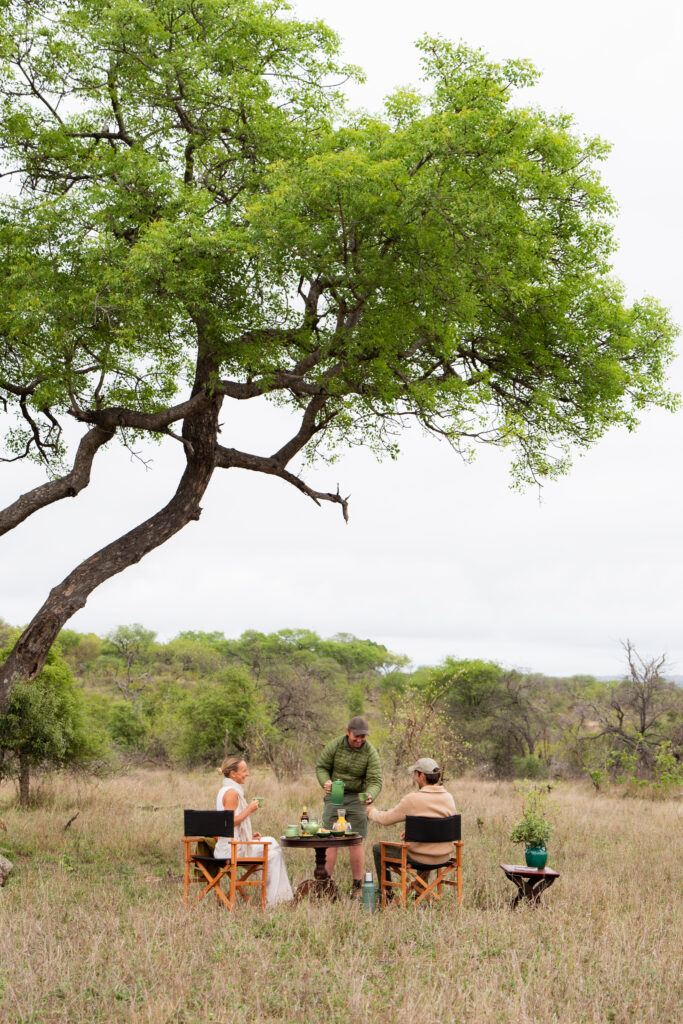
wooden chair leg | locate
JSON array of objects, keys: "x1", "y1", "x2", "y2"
[
  {"x1": 456, "y1": 842, "x2": 463, "y2": 905},
  {"x1": 183, "y1": 841, "x2": 191, "y2": 904},
  {"x1": 229, "y1": 841, "x2": 238, "y2": 909},
  {"x1": 260, "y1": 846, "x2": 269, "y2": 910},
  {"x1": 380, "y1": 845, "x2": 388, "y2": 907}
]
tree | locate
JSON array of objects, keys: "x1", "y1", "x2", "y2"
[
  {"x1": 227, "y1": 629, "x2": 348, "y2": 774},
  {"x1": 0, "y1": 640, "x2": 101, "y2": 805},
  {"x1": 156, "y1": 667, "x2": 268, "y2": 766},
  {"x1": 100, "y1": 623, "x2": 157, "y2": 701},
  {"x1": 378, "y1": 679, "x2": 470, "y2": 779},
  {"x1": 0, "y1": 1, "x2": 677, "y2": 705},
  {"x1": 575, "y1": 641, "x2": 683, "y2": 779},
  {"x1": 417, "y1": 657, "x2": 555, "y2": 775}
]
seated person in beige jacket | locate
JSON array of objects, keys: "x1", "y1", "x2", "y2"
[{"x1": 366, "y1": 757, "x2": 456, "y2": 889}]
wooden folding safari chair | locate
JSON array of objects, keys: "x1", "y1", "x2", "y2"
[
  {"x1": 182, "y1": 809, "x2": 269, "y2": 909},
  {"x1": 379, "y1": 814, "x2": 463, "y2": 907}
]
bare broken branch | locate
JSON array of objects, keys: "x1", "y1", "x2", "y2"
[{"x1": 215, "y1": 444, "x2": 349, "y2": 521}]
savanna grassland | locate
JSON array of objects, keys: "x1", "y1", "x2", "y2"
[{"x1": 0, "y1": 770, "x2": 680, "y2": 1024}]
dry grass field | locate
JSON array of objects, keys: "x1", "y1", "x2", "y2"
[{"x1": 0, "y1": 768, "x2": 681, "y2": 1024}]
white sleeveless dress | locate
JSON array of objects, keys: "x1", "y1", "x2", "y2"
[{"x1": 214, "y1": 778, "x2": 292, "y2": 906}]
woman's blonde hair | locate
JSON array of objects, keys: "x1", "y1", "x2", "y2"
[{"x1": 219, "y1": 755, "x2": 244, "y2": 779}]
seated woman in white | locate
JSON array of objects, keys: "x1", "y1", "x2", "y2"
[{"x1": 215, "y1": 755, "x2": 292, "y2": 906}]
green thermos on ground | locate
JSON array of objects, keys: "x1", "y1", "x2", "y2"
[{"x1": 362, "y1": 872, "x2": 376, "y2": 912}]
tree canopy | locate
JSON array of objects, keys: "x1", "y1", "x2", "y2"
[{"x1": 0, "y1": 0, "x2": 677, "y2": 703}]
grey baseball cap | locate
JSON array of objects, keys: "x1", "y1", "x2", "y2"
[
  {"x1": 347, "y1": 716, "x2": 370, "y2": 735},
  {"x1": 408, "y1": 757, "x2": 441, "y2": 774}
]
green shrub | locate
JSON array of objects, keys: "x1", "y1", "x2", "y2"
[{"x1": 512, "y1": 754, "x2": 549, "y2": 780}]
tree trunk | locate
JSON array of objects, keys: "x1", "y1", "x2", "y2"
[
  {"x1": 18, "y1": 751, "x2": 30, "y2": 808},
  {"x1": 0, "y1": 357, "x2": 222, "y2": 710}
]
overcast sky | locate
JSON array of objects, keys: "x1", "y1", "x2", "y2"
[{"x1": 2, "y1": 0, "x2": 682, "y2": 678}]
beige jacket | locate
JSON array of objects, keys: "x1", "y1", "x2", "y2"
[{"x1": 367, "y1": 784, "x2": 457, "y2": 864}]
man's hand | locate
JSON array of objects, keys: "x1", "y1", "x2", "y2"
[{"x1": 323, "y1": 780, "x2": 332, "y2": 793}]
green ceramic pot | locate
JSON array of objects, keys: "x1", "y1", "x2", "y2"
[{"x1": 524, "y1": 845, "x2": 548, "y2": 869}]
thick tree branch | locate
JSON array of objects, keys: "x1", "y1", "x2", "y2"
[
  {"x1": 0, "y1": 425, "x2": 114, "y2": 536},
  {"x1": 215, "y1": 444, "x2": 349, "y2": 522},
  {"x1": 217, "y1": 374, "x2": 324, "y2": 399},
  {"x1": 270, "y1": 395, "x2": 328, "y2": 466},
  {"x1": 68, "y1": 392, "x2": 209, "y2": 430},
  {"x1": 0, "y1": 384, "x2": 223, "y2": 710}
]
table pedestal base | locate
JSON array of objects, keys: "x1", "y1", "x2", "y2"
[
  {"x1": 293, "y1": 845, "x2": 340, "y2": 902},
  {"x1": 293, "y1": 876, "x2": 340, "y2": 901}
]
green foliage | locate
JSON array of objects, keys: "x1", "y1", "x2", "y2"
[
  {"x1": 378, "y1": 686, "x2": 471, "y2": 779},
  {"x1": 31, "y1": 620, "x2": 679, "y2": 786},
  {"x1": 509, "y1": 783, "x2": 554, "y2": 848},
  {"x1": 512, "y1": 754, "x2": 549, "y2": 780},
  {"x1": 0, "y1": 639, "x2": 105, "y2": 801},
  {"x1": 573, "y1": 645, "x2": 683, "y2": 788},
  {"x1": 346, "y1": 684, "x2": 365, "y2": 717},
  {"x1": 108, "y1": 700, "x2": 149, "y2": 752},
  {"x1": 652, "y1": 742, "x2": 683, "y2": 790},
  {"x1": 56, "y1": 630, "x2": 102, "y2": 674},
  {"x1": 248, "y1": 39, "x2": 678, "y2": 478},
  {"x1": 0, "y1": 2, "x2": 676, "y2": 481},
  {"x1": 584, "y1": 739, "x2": 682, "y2": 795},
  {"x1": 157, "y1": 668, "x2": 269, "y2": 766}
]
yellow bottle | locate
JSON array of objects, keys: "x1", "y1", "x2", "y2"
[{"x1": 334, "y1": 808, "x2": 347, "y2": 832}]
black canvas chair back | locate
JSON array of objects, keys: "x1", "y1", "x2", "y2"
[
  {"x1": 184, "y1": 809, "x2": 234, "y2": 839},
  {"x1": 405, "y1": 813, "x2": 461, "y2": 844}
]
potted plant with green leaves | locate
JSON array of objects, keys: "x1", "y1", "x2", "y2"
[{"x1": 509, "y1": 784, "x2": 553, "y2": 869}]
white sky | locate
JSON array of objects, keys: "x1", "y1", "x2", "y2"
[{"x1": 1, "y1": 0, "x2": 682, "y2": 678}]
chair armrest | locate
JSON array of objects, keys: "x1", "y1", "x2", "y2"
[{"x1": 378, "y1": 839, "x2": 408, "y2": 851}]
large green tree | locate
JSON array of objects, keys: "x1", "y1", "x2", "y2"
[
  {"x1": 0, "y1": 640, "x2": 100, "y2": 805},
  {"x1": 0, "y1": 0, "x2": 677, "y2": 705}
]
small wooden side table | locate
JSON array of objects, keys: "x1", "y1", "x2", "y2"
[
  {"x1": 500, "y1": 863, "x2": 560, "y2": 908},
  {"x1": 281, "y1": 835, "x2": 363, "y2": 901}
]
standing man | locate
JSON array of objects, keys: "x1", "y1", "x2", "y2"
[
  {"x1": 315, "y1": 715, "x2": 382, "y2": 899},
  {"x1": 367, "y1": 757, "x2": 456, "y2": 892}
]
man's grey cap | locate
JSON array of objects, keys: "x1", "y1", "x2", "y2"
[
  {"x1": 347, "y1": 716, "x2": 370, "y2": 734},
  {"x1": 408, "y1": 757, "x2": 441, "y2": 774}
]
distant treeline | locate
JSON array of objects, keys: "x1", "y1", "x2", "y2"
[{"x1": 1, "y1": 620, "x2": 681, "y2": 805}]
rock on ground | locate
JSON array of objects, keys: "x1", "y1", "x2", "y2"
[{"x1": 0, "y1": 853, "x2": 13, "y2": 886}]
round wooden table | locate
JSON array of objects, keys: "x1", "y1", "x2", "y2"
[{"x1": 280, "y1": 834, "x2": 363, "y2": 901}]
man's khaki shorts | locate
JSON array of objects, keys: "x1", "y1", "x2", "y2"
[{"x1": 322, "y1": 793, "x2": 369, "y2": 837}]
